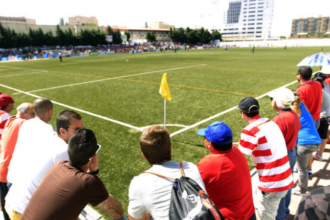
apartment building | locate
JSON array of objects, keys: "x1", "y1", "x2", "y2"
[
  {"x1": 68, "y1": 16, "x2": 98, "y2": 26},
  {"x1": 291, "y1": 16, "x2": 330, "y2": 38}
]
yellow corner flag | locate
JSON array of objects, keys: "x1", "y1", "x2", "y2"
[{"x1": 159, "y1": 73, "x2": 172, "y2": 101}]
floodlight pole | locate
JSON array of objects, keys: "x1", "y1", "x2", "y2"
[{"x1": 164, "y1": 99, "x2": 167, "y2": 129}]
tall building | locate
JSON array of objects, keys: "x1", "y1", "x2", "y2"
[
  {"x1": 68, "y1": 16, "x2": 98, "y2": 26},
  {"x1": 0, "y1": 16, "x2": 36, "y2": 25},
  {"x1": 226, "y1": 1, "x2": 241, "y2": 24},
  {"x1": 291, "y1": 16, "x2": 330, "y2": 38},
  {"x1": 221, "y1": 0, "x2": 274, "y2": 40}
]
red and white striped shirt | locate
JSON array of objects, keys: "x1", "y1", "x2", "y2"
[
  {"x1": 0, "y1": 110, "x2": 11, "y2": 145},
  {"x1": 238, "y1": 116, "x2": 293, "y2": 193}
]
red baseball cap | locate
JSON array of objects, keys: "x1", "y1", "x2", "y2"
[{"x1": 0, "y1": 94, "x2": 14, "y2": 108}]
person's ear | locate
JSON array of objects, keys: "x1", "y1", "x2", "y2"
[{"x1": 59, "y1": 127, "x2": 67, "y2": 136}]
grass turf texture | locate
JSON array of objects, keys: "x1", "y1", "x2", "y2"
[{"x1": 0, "y1": 46, "x2": 328, "y2": 218}]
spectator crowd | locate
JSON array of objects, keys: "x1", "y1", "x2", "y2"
[{"x1": 0, "y1": 64, "x2": 329, "y2": 220}]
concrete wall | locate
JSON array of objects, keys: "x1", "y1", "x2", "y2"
[{"x1": 222, "y1": 39, "x2": 330, "y2": 47}]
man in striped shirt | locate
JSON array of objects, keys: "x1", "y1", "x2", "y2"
[{"x1": 236, "y1": 97, "x2": 293, "y2": 220}]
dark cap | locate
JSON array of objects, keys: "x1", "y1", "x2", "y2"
[{"x1": 238, "y1": 97, "x2": 259, "y2": 113}]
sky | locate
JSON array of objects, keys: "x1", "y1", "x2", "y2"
[{"x1": 1, "y1": 0, "x2": 330, "y2": 37}]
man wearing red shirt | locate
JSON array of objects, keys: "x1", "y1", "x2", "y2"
[
  {"x1": 269, "y1": 88, "x2": 301, "y2": 220},
  {"x1": 296, "y1": 66, "x2": 322, "y2": 128},
  {"x1": 197, "y1": 121, "x2": 255, "y2": 220}
]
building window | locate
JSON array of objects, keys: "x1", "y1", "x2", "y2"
[
  {"x1": 248, "y1": 23, "x2": 255, "y2": 25},
  {"x1": 243, "y1": 28, "x2": 246, "y2": 30},
  {"x1": 258, "y1": 6, "x2": 263, "y2": 8},
  {"x1": 249, "y1": 3, "x2": 256, "y2": 5},
  {"x1": 258, "y1": 2, "x2": 264, "y2": 4},
  {"x1": 257, "y1": 18, "x2": 263, "y2": 20},
  {"x1": 248, "y1": 15, "x2": 255, "y2": 17},
  {"x1": 248, "y1": 31, "x2": 254, "y2": 34},
  {"x1": 257, "y1": 14, "x2": 263, "y2": 17},
  {"x1": 257, "y1": 22, "x2": 262, "y2": 25},
  {"x1": 256, "y1": 35, "x2": 262, "y2": 37},
  {"x1": 258, "y1": 10, "x2": 263, "y2": 12},
  {"x1": 248, "y1": 27, "x2": 255, "y2": 29},
  {"x1": 257, "y1": 27, "x2": 262, "y2": 29},
  {"x1": 256, "y1": 31, "x2": 262, "y2": 33},
  {"x1": 244, "y1": 11, "x2": 247, "y2": 13},
  {"x1": 243, "y1": 19, "x2": 246, "y2": 21},
  {"x1": 249, "y1": 7, "x2": 256, "y2": 10},
  {"x1": 248, "y1": 19, "x2": 255, "y2": 21},
  {"x1": 249, "y1": 11, "x2": 255, "y2": 13}
]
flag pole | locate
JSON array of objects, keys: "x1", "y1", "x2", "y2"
[{"x1": 164, "y1": 98, "x2": 167, "y2": 129}]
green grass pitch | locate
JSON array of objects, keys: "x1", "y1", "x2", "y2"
[{"x1": 0, "y1": 46, "x2": 327, "y2": 218}]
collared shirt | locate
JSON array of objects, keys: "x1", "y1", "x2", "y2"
[
  {"x1": 238, "y1": 117, "x2": 293, "y2": 192},
  {"x1": 6, "y1": 118, "x2": 69, "y2": 214}
]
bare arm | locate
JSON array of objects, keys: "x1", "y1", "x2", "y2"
[
  {"x1": 129, "y1": 212, "x2": 150, "y2": 220},
  {"x1": 97, "y1": 194, "x2": 124, "y2": 219}
]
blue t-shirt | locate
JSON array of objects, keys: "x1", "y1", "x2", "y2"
[{"x1": 297, "y1": 103, "x2": 322, "y2": 145}]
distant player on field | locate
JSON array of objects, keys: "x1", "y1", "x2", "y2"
[{"x1": 58, "y1": 52, "x2": 62, "y2": 62}]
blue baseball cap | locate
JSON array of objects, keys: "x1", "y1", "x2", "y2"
[{"x1": 197, "y1": 121, "x2": 233, "y2": 145}]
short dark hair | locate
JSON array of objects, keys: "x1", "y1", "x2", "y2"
[
  {"x1": 243, "y1": 111, "x2": 259, "y2": 118},
  {"x1": 68, "y1": 128, "x2": 98, "y2": 167},
  {"x1": 140, "y1": 125, "x2": 171, "y2": 164},
  {"x1": 0, "y1": 105, "x2": 7, "y2": 110},
  {"x1": 211, "y1": 136, "x2": 233, "y2": 151},
  {"x1": 298, "y1": 66, "x2": 313, "y2": 80},
  {"x1": 56, "y1": 110, "x2": 82, "y2": 135},
  {"x1": 33, "y1": 98, "x2": 53, "y2": 116}
]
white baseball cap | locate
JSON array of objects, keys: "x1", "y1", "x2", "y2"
[
  {"x1": 321, "y1": 65, "x2": 330, "y2": 74},
  {"x1": 268, "y1": 88, "x2": 294, "y2": 108}
]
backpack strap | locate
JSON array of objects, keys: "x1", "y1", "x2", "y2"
[
  {"x1": 143, "y1": 163, "x2": 186, "y2": 180},
  {"x1": 143, "y1": 172, "x2": 175, "y2": 181},
  {"x1": 180, "y1": 163, "x2": 185, "y2": 176}
]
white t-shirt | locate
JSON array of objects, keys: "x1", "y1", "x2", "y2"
[
  {"x1": 6, "y1": 118, "x2": 69, "y2": 214},
  {"x1": 128, "y1": 161, "x2": 206, "y2": 220}
]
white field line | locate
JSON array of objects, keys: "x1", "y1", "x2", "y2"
[
  {"x1": 0, "y1": 66, "x2": 48, "y2": 73},
  {"x1": 140, "y1": 124, "x2": 188, "y2": 130},
  {"x1": 12, "y1": 64, "x2": 207, "y2": 94},
  {"x1": 0, "y1": 72, "x2": 44, "y2": 78},
  {"x1": 170, "y1": 80, "x2": 299, "y2": 137},
  {"x1": 0, "y1": 83, "x2": 143, "y2": 132}
]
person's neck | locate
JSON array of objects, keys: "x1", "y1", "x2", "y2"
[
  {"x1": 301, "y1": 79, "x2": 311, "y2": 84},
  {"x1": 149, "y1": 159, "x2": 171, "y2": 167},
  {"x1": 36, "y1": 115, "x2": 48, "y2": 123}
]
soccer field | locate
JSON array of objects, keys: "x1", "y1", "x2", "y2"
[{"x1": 0, "y1": 46, "x2": 327, "y2": 217}]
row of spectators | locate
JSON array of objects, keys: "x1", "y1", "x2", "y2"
[{"x1": 0, "y1": 65, "x2": 328, "y2": 220}]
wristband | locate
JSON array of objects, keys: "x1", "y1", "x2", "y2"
[{"x1": 90, "y1": 167, "x2": 99, "y2": 175}]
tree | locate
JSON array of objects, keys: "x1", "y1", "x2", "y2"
[
  {"x1": 107, "y1": 26, "x2": 114, "y2": 35},
  {"x1": 145, "y1": 22, "x2": 148, "y2": 28},
  {"x1": 211, "y1": 29, "x2": 222, "y2": 41},
  {"x1": 146, "y1": 31, "x2": 156, "y2": 42},
  {"x1": 85, "y1": 23, "x2": 97, "y2": 26},
  {"x1": 112, "y1": 29, "x2": 122, "y2": 44},
  {"x1": 124, "y1": 30, "x2": 131, "y2": 42},
  {"x1": 59, "y1": 18, "x2": 64, "y2": 26}
]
